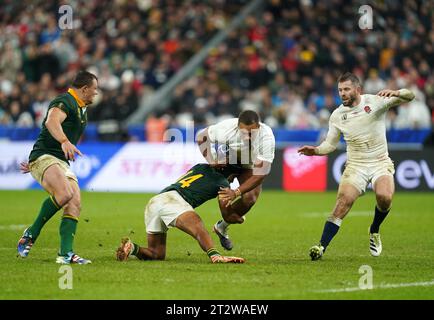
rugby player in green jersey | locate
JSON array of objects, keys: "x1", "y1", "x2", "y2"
[
  {"x1": 17, "y1": 71, "x2": 98, "y2": 264},
  {"x1": 116, "y1": 164, "x2": 245, "y2": 263}
]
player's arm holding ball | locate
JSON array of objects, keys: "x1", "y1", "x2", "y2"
[{"x1": 196, "y1": 127, "x2": 226, "y2": 168}]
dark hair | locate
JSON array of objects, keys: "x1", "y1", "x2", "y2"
[
  {"x1": 337, "y1": 72, "x2": 361, "y2": 87},
  {"x1": 238, "y1": 110, "x2": 260, "y2": 125},
  {"x1": 72, "y1": 70, "x2": 98, "y2": 88}
]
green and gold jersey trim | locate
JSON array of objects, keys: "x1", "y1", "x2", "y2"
[{"x1": 67, "y1": 88, "x2": 86, "y2": 108}]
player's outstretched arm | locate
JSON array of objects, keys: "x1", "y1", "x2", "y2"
[
  {"x1": 377, "y1": 88, "x2": 415, "y2": 109},
  {"x1": 297, "y1": 145, "x2": 317, "y2": 156},
  {"x1": 299, "y1": 117, "x2": 341, "y2": 156}
]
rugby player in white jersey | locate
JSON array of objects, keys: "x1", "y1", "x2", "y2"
[
  {"x1": 298, "y1": 72, "x2": 415, "y2": 260},
  {"x1": 197, "y1": 110, "x2": 275, "y2": 250}
]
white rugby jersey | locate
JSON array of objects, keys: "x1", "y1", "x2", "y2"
[
  {"x1": 317, "y1": 90, "x2": 414, "y2": 163},
  {"x1": 207, "y1": 118, "x2": 275, "y2": 166}
]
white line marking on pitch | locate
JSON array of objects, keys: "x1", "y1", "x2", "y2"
[
  {"x1": 0, "y1": 224, "x2": 27, "y2": 230},
  {"x1": 315, "y1": 280, "x2": 434, "y2": 293},
  {"x1": 302, "y1": 211, "x2": 372, "y2": 218}
]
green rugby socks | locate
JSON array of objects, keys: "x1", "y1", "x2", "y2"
[
  {"x1": 59, "y1": 215, "x2": 78, "y2": 256},
  {"x1": 206, "y1": 247, "x2": 221, "y2": 259},
  {"x1": 131, "y1": 243, "x2": 139, "y2": 256},
  {"x1": 28, "y1": 196, "x2": 61, "y2": 240}
]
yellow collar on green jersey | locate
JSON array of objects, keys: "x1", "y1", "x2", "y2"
[{"x1": 67, "y1": 88, "x2": 86, "y2": 108}]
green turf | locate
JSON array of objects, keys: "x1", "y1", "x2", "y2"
[{"x1": 1, "y1": 190, "x2": 433, "y2": 300}]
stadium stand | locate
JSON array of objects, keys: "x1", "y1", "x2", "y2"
[{"x1": 0, "y1": 0, "x2": 432, "y2": 143}]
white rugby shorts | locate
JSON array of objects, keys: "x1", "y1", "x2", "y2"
[
  {"x1": 340, "y1": 158, "x2": 395, "y2": 194},
  {"x1": 144, "y1": 190, "x2": 194, "y2": 234}
]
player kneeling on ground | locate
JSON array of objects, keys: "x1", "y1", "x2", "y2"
[{"x1": 116, "y1": 164, "x2": 245, "y2": 264}]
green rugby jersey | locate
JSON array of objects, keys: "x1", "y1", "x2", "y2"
[
  {"x1": 160, "y1": 164, "x2": 230, "y2": 208},
  {"x1": 29, "y1": 88, "x2": 88, "y2": 164}
]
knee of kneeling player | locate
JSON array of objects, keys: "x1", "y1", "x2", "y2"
[{"x1": 152, "y1": 251, "x2": 166, "y2": 260}]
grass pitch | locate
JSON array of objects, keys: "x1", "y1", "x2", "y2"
[{"x1": 0, "y1": 190, "x2": 433, "y2": 300}]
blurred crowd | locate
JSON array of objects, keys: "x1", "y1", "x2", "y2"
[
  {"x1": 167, "y1": 0, "x2": 433, "y2": 131},
  {"x1": 0, "y1": 0, "x2": 244, "y2": 128},
  {"x1": 0, "y1": 0, "x2": 433, "y2": 137}
]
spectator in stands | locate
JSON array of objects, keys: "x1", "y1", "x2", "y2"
[
  {"x1": 0, "y1": 0, "x2": 432, "y2": 139},
  {"x1": 166, "y1": 0, "x2": 433, "y2": 132},
  {"x1": 146, "y1": 112, "x2": 169, "y2": 142},
  {"x1": 9, "y1": 100, "x2": 34, "y2": 127},
  {"x1": 0, "y1": 41, "x2": 22, "y2": 83},
  {"x1": 364, "y1": 69, "x2": 387, "y2": 95},
  {"x1": 0, "y1": 0, "x2": 242, "y2": 137}
]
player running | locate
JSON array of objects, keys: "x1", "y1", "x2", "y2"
[
  {"x1": 116, "y1": 163, "x2": 245, "y2": 264},
  {"x1": 17, "y1": 71, "x2": 98, "y2": 264},
  {"x1": 298, "y1": 72, "x2": 415, "y2": 260},
  {"x1": 196, "y1": 110, "x2": 275, "y2": 251}
]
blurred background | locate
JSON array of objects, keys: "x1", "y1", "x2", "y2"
[{"x1": 1, "y1": 0, "x2": 433, "y2": 192}]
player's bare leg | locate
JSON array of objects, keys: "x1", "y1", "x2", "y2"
[
  {"x1": 369, "y1": 175, "x2": 394, "y2": 256},
  {"x1": 117, "y1": 233, "x2": 167, "y2": 261},
  {"x1": 331, "y1": 183, "x2": 361, "y2": 219},
  {"x1": 61, "y1": 179, "x2": 81, "y2": 220},
  {"x1": 116, "y1": 213, "x2": 193, "y2": 262},
  {"x1": 175, "y1": 211, "x2": 215, "y2": 252},
  {"x1": 175, "y1": 211, "x2": 244, "y2": 263},
  {"x1": 373, "y1": 175, "x2": 394, "y2": 214},
  {"x1": 116, "y1": 212, "x2": 244, "y2": 263},
  {"x1": 56, "y1": 179, "x2": 91, "y2": 264},
  {"x1": 138, "y1": 233, "x2": 167, "y2": 260},
  {"x1": 310, "y1": 183, "x2": 360, "y2": 260},
  {"x1": 41, "y1": 165, "x2": 75, "y2": 206},
  {"x1": 18, "y1": 164, "x2": 73, "y2": 258},
  {"x1": 214, "y1": 170, "x2": 261, "y2": 250}
]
